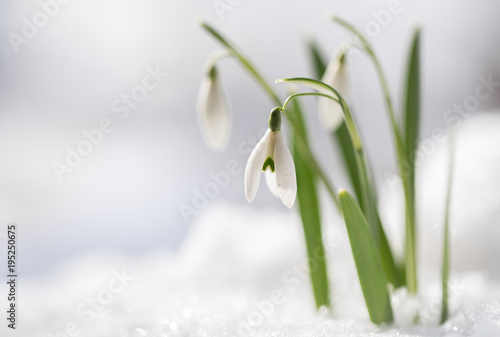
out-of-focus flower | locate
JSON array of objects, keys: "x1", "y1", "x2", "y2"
[
  {"x1": 244, "y1": 108, "x2": 296, "y2": 208},
  {"x1": 197, "y1": 65, "x2": 231, "y2": 151},
  {"x1": 318, "y1": 52, "x2": 349, "y2": 131}
]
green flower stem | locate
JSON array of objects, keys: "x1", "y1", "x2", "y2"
[
  {"x1": 277, "y1": 92, "x2": 340, "y2": 209},
  {"x1": 276, "y1": 79, "x2": 362, "y2": 150},
  {"x1": 282, "y1": 92, "x2": 339, "y2": 109},
  {"x1": 306, "y1": 39, "x2": 364, "y2": 203},
  {"x1": 327, "y1": 16, "x2": 398, "y2": 132},
  {"x1": 329, "y1": 15, "x2": 418, "y2": 294},
  {"x1": 199, "y1": 19, "x2": 281, "y2": 105},
  {"x1": 277, "y1": 78, "x2": 376, "y2": 230},
  {"x1": 204, "y1": 49, "x2": 231, "y2": 73}
]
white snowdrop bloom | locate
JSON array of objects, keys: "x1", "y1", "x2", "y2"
[
  {"x1": 197, "y1": 65, "x2": 231, "y2": 151},
  {"x1": 245, "y1": 109, "x2": 297, "y2": 208},
  {"x1": 318, "y1": 52, "x2": 348, "y2": 131}
]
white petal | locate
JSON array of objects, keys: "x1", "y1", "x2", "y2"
[
  {"x1": 197, "y1": 71, "x2": 231, "y2": 151},
  {"x1": 318, "y1": 56, "x2": 349, "y2": 131},
  {"x1": 322, "y1": 57, "x2": 341, "y2": 86},
  {"x1": 318, "y1": 95, "x2": 344, "y2": 131},
  {"x1": 331, "y1": 59, "x2": 349, "y2": 101},
  {"x1": 264, "y1": 170, "x2": 280, "y2": 198},
  {"x1": 244, "y1": 129, "x2": 271, "y2": 203},
  {"x1": 273, "y1": 131, "x2": 297, "y2": 208}
]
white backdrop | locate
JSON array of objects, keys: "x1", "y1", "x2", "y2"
[{"x1": 0, "y1": 0, "x2": 499, "y2": 277}]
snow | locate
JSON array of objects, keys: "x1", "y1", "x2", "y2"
[
  {"x1": 380, "y1": 113, "x2": 500, "y2": 278},
  {"x1": 7, "y1": 113, "x2": 500, "y2": 336}
]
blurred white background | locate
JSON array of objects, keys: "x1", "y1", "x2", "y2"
[{"x1": 0, "y1": 0, "x2": 499, "y2": 277}]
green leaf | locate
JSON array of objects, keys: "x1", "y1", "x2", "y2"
[
  {"x1": 289, "y1": 96, "x2": 330, "y2": 309},
  {"x1": 335, "y1": 121, "x2": 363, "y2": 202},
  {"x1": 403, "y1": 28, "x2": 421, "y2": 163},
  {"x1": 339, "y1": 189, "x2": 393, "y2": 324},
  {"x1": 401, "y1": 28, "x2": 421, "y2": 294},
  {"x1": 306, "y1": 38, "x2": 328, "y2": 79},
  {"x1": 441, "y1": 126, "x2": 456, "y2": 324}
]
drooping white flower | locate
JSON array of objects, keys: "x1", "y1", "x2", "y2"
[
  {"x1": 244, "y1": 109, "x2": 297, "y2": 208},
  {"x1": 318, "y1": 52, "x2": 349, "y2": 131},
  {"x1": 197, "y1": 65, "x2": 231, "y2": 151}
]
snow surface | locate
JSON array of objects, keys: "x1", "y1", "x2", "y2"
[{"x1": 8, "y1": 113, "x2": 500, "y2": 337}]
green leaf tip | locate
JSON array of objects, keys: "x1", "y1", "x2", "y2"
[
  {"x1": 193, "y1": 15, "x2": 205, "y2": 27},
  {"x1": 401, "y1": 24, "x2": 421, "y2": 295},
  {"x1": 322, "y1": 12, "x2": 336, "y2": 21}
]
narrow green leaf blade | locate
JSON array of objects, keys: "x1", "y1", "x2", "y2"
[
  {"x1": 441, "y1": 127, "x2": 456, "y2": 323},
  {"x1": 377, "y1": 213, "x2": 404, "y2": 288},
  {"x1": 403, "y1": 28, "x2": 421, "y2": 161},
  {"x1": 402, "y1": 28, "x2": 421, "y2": 294},
  {"x1": 289, "y1": 96, "x2": 330, "y2": 309},
  {"x1": 306, "y1": 38, "x2": 328, "y2": 79},
  {"x1": 339, "y1": 189, "x2": 393, "y2": 324},
  {"x1": 334, "y1": 123, "x2": 363, "y2": 201}
]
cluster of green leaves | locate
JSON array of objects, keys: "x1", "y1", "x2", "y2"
[
  {"x1": 200, "y1": 14, "x2": 453, "y2": 325},
  {"x1": 304, "y1": 20, "x2": 454, "y2": 324},
  {"x1": 303, "y1": 22, "x2": 421, "y2": 323},
  {"x1": 285, "y1": 17, "x2": 420, "y2": 323}
]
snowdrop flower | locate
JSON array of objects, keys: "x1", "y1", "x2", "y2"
[
  {"x1": 245, "y1": 108, "x2": 297, "y2": 208},
  {"x1": 318, "y1": 51, "x2": 349, "y2": 131},
  {"x1": 197, "y1": 64, "x2": 231, "y2": 151}
]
